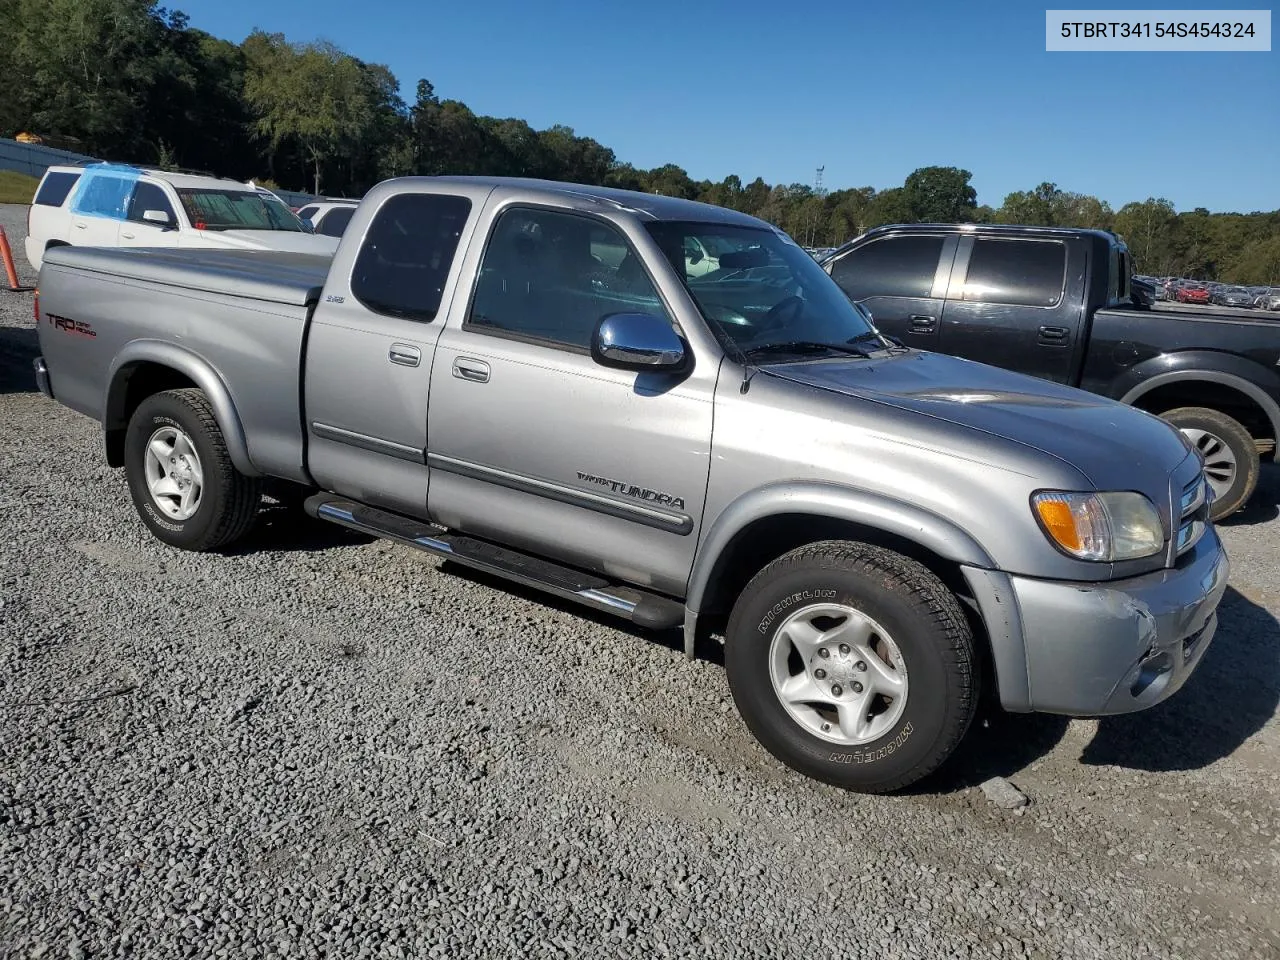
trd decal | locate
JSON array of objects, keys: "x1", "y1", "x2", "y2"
[
  {"x1": 47, "y1": 313, "x2": 96, "y2": 338},
  {"x1": 576, "y1": 471, "x2": 685, "y2": 511}
]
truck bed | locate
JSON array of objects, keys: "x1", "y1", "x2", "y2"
[
  {"x1": 41, "y1": 246, "x2": 331, "y2": 306},
  {"x1": 37, "y1": 245, "x2": 329, "y2": 483},
  {"x1": 1083, "y1": 302, "x2": 1280, "y2": 397}
]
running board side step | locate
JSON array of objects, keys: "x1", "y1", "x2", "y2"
[{"x1": 304, "y1": 494, "x2": 685, "y2": 631}]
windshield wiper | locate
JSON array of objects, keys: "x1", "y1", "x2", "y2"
[{"x1": 741, "y1": 339, "x2": 878, "y2": 360}]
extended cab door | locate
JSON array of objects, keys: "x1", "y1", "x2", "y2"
[
  {"x1": 824, "y1": 233, "x2": 955, "y2": 344},
  {"x1": 937, "y1": 235, "x2": 1086, "y2": 384},
  {"x1": 302, "y1": 183, "x2": 493, "y2": 518},
  {"x1": 424, "y1": 201, "x2": 716, "y2": 596}
]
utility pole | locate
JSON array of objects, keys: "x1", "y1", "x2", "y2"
[{"x1": 809, "y1": 166, "x2": 826, "y2": 246}]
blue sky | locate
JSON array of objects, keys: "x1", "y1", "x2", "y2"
[{"x1": 178, "y1": 0, "x2": 1278, "y2": 213}]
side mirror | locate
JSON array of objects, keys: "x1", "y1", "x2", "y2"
[
  {"x1": 591, "y1": 313, "x2": 687, "y2": 372},
  {"x1": 142, "y1": 209, "x2": 173, "y2": 228}
]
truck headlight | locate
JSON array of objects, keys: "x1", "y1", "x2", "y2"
[{"x1": 1032, "y1": 491, "x2": 1164, "y2": 561}]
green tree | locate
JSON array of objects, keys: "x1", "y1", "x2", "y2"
[
  {"x1": 902, "y1": 166, "x2": 978, "y2": 222},
  {"x1": 243, "y1": 32, "x2": 378, "y2": 194}
]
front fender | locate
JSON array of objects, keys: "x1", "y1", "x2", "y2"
[
  {"x1": 681, "y1": 481, "x2": 996, "y2": 656},
  {"x1": 105, "y1": 340, "x2": 259, "y2": 477}
]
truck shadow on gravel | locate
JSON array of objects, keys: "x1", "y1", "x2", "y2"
[
  {"x1": 0, "y1": 321, "x2": 39, "y2": 395},
  {"x1": 918, "y1": 585, "x2": 1279, "y2": 792},
  {"x1": 1216, "y1": 464, "x2": 1280, "y2": 527}
]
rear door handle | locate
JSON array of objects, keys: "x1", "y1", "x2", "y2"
[
  {"x1": 120, "y1": 231, "x2": 135, "y2": 240},
  {"x1": 909, "y1": 315, "x2": 936, "y2": 332},
  {"x1": 389, "y1": 343, "x2": 421, "y2": 367},
  {"x1": 1038, "y1": 325, "x2": 1070, "y2": 342},
  {"x1": 452, "y1": 357, "x2": 490, "y2": 383}
]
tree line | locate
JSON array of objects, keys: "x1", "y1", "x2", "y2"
[{"x1": 2, "y1": 0, "x2": 1278, "y2": 284}]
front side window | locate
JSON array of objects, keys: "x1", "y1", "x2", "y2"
[
  {"x1": 350, "y1": 192, "x2": 472, "y2": 323},
  {"x1": 296, "y1": 205, "x2": 319, "y2": 221},
  {"x1": 962, "y1": 238, "x2": 1066, "y2": 307},
  {"x1": 468, "y1": 207, "x2": 672, "y2": 350},
  {"x1": 828, "y1": 235, "x2": 945, "y2": 301},
  {"x1": 126, "y1": 182, "x2": 176, "y2": 224},
  {"x1": 175, "y1": 188, "x2": 307, "y2": 232},
  {"x1": 644, "y1": 220, "x2": 880, "y2": 360}
]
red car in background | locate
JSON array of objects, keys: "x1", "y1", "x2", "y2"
[{"x1": 1177, "y1": 283, "x2": 1211, "y2": 304}]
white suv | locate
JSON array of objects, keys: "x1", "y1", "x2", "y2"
[
  {"x1": 24, "y1": 163, "x2": 340, "y2": 272},
  {"x1": 294, "y1": 199, "x2": 360, "y2": 238}
]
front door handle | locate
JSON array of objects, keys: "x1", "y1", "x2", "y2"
[
  {"x1": 452, "y1": 357, "x2": 490, "y2": 383},
  {"x1": 1038, "y1": 325, "x2": 1070, "y2": 342},
  {"x1": 909, "y1": 314, "x2": 937, "y2": 332},
  {"x1": 389, "y1": 343, "x2": 421, "y2": 367},
  {"x1": 74, "y1": 222, "x2": 88, "y2": 230}
]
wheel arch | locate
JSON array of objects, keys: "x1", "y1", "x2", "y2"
[
  {"x1": 683, "y1": 483, "x2": 996, "y2": 658},
  {"x1": 1116, "y1": 362, "x2": 1280, "y2": 453},
  {"x1": 104, "y1": 341, "x2": 258, "y2": 476}
]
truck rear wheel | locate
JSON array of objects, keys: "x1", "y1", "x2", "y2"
[
  {"x1": 724, "y1": 541, "x2": 978, "y2": 794},
  {"x1": 1159, "y1": 406, "x2": 1259, "y2": 520},
  {"x1": 124, "y1": 388, "x2": 262, "y2": 551}
]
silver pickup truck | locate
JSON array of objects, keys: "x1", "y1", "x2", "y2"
[{"x1": 32, "y1": 175, "x2": 1229, "y2": 793}]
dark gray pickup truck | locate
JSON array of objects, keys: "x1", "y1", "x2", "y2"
[
  {"x1": 821, "y1": 223, "x2": 1280, "y2": 519},
  {"x1": 31, "y1": 176, "x2": 1229, "y2": 793}
]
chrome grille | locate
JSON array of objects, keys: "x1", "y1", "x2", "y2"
[{"x1": 1175, "y1": 473, "x2": 1208, "y2": 558}]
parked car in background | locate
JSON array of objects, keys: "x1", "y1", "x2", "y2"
[
  {"x1": 1176, "y1": 283, "x2": 1211, "y2": 304},
  {"x1": 295, "y1": 198, "x2": 361, "y2": 238},
  {"x1": 1213, "y1": 285, "x2": 1256, "y2": 308},
  {"x1": 23, "y1": 163, "x2": 340, "y2": 272},
  {"x1": 820, "y1": 223, "x2": 1280, "y2": 518},
  {"x1": 1257, "y1": 288, "x2": 1280, "y2": 311},
  {"x1": 31, "y1": 176, "x2": 1228, "y2": 794}
]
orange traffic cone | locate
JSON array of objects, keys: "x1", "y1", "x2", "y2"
[{"x1": 0, "y1": 226, "x2": 34, "y2": 292}]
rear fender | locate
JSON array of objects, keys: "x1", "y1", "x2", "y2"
[{"x1": 105, "y1": 340, "x2": 258, "y2": 476}]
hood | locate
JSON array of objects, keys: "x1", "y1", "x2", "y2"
[
  {"x1": 195, "y1": 230, "x2": 340, "y2": 255},
  {"x1": 761, "y1": 350, "x2": 1192, "y2": 489}
]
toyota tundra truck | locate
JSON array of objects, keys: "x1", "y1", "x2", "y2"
[{"x1": 30, "y1": 176, "x2": 1230, "y2": 793}]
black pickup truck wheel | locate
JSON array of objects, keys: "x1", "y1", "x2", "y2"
[
  {"x1": 124, "y1": 388, "x2": 262, "y2": 551},
  {"x1": 724, "y1": 541, "x2": 978, "y2": 794},
  {"x1": 1159, "y1": 406, "x2": 1259, "y2": 520}
]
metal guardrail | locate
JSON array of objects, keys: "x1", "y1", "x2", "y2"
[{"x1": 0, "y1": 138, "x2": 322, "y2": 208}]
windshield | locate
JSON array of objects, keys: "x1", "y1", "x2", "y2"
[
  {"x1": 175, "y1": 188, "x2": 308, "y2": 232},
  {"x1": 643, "y1": 221, "x2": 880, "y2": 357}
]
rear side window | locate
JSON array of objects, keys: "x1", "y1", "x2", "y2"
[
  {"x1": 316, "y1": 206, "x2": 355, "y2": 237},
  {"x1": 828, "y1": 235, "x2": 945, "y2": 300},
  {"x1": 296, "y1": 205, "x2": 318, "y2": 220},
  {"x1": 350, "y1": 193, "x2": 472, "y2": 323},
  {"x1": 34, "y1": 171, "x2": 81, "y2": 207},
  {"x1": 961, "y1": 239, "x2": 1066, "y2": 307}
]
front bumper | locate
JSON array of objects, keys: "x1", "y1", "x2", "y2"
[
  {"x1": 1008, "y1": 529, "x2": 1229, "y2": 716},
  {"x1": 963, "y1": 527, "x2": 1229, "y2": 716},
  {"x1": 33, "y1": 357, "x2": 53, "y2": 400}
]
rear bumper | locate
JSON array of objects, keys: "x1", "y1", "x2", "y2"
[
  {"x1": 33, "y1": 357, "x2": 53, "y2": 400},
  {"x1": 965, "y1": 528, "x2": 1229, "y2": 716}
]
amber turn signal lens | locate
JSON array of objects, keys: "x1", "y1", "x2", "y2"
[{"x1": 1034, "y1": 499, "x2": 1082, "y2": 552}]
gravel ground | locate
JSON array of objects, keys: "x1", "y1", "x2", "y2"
[{"x1": 2, "y1": 202, "x2": 1278, "y2": 959}]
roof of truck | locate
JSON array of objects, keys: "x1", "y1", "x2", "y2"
[{"x1": 402, "y1": 175, "x2": 772, "y2": 228}]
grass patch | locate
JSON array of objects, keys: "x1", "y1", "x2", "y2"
[{"x1": 0, "y1": 170, "x2": 39, "y2": 205}]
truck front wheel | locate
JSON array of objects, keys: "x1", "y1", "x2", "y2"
[
  {"x1": 124, "y1": 388, "x2": 262, "y2": 551},
  {"x1": 1159, "y1": 406, "x2": 1259, "y2": 521},
  {"x1": 725, "y1": 541, "x2": 978, "y2": 794}
]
